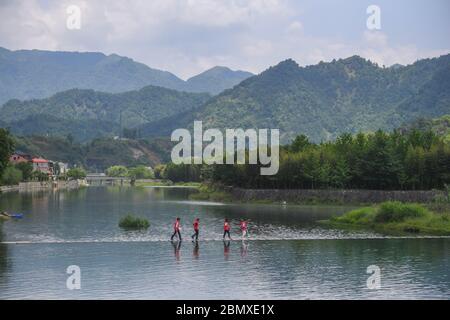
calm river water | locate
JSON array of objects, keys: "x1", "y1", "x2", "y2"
[{"x1": 0, "y1": 187, "x2": 448, "y2": 299}]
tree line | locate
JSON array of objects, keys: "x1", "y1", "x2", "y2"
[
  {"x1": 162, "y1": 129, "x2": 450, "y2": 190},
  {"x1": 3, "y1": 127, "x2": 450, "y2": 190}
]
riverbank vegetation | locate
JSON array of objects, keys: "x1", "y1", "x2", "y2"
[
  {"x1": 322, "y1": 201, "x2": 450, "y2": 235},
  {"x1": 0, "y1": 129, "x2": 35, "y2": 185},
  {"x1": 67, "y1": 168, "x2": 87, "y2": 180},
  {"x1": 118, "y1": 214, "x2": 150, "y2": 230},
  {"x1": 106, "y1": 165, "x2": 154, "y2": 179},
  {"x1": 0, "y1": 128, "x2": 15, "y2": 184},
  {"x1": 189, "y1": 184, "x2": 232, "y2": 202}
]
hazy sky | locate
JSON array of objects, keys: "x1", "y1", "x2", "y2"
[{"x1": 0, "y1": 0, "x2": 449, "y2": 79}]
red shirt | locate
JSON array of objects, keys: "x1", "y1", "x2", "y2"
[
  {"x1": 174, "y1": 220, "x2": 180, "y2": 231},
  {"x1": 240, "y1": 221, "x2": 247, "y2": 231},
  {"x1": 193, "y1": 221, "x2": 199, "y2": 231},
  {"x1": 224, "y1": 221, "x2": 230, "y2": 231}
]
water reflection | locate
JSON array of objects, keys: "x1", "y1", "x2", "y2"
[
  {"x1": 223, "y1": 240, "x2": 231, "y2": 261},
  {"x1": 192, "y1": 241, "x2": 200, "y2": 260},
  {"x1": 0, "y1": 238, "x2": 448, "y2": 299},
  {"x1": 171, "y1": 240, "x2": 182, "y2": 261},
  {"x1": 240, "y1": 241, "x2": 249, "y2": 259},
  {"x1": 0, "y1": 231, "x2": 9, "y2": 282}
]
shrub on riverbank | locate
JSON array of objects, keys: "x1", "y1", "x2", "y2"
[
  {"x1": 119, "y1": 214, "x2": 150, "y2": 230},
  {"x1": 326, "y1": 201, "x2": 450, "y2": 235},
  {"x1": 1, "y1": 165, "x2": 23, "y2": 185},
  {"x1": 128, "y1": 166, "x2": 154, "y2": 180},
  {"x1": 67, "y1": 167, "x2": 87, "y2": 180}
]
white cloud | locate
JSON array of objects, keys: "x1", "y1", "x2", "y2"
[
  {"x1": 286, "y1": 21, "x2": 303, "y2": 34},
  {"x1": 359, "y1": 30, "x2": 449, "y2": 66}
]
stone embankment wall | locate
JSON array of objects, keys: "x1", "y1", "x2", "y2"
[{"x1": 0, "y1": 179, "x2": 87, "y2": 193}]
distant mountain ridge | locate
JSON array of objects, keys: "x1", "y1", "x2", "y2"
[
  {"x1": 185, "y1": 66, "x2": 254, "y2": 95},
  {"x1": 0, "y1": 47, "x2": 253, "y2": 103}
]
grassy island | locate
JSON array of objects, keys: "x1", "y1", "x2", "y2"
[
  {"x1": 322, "y1": 201, "x2": 450, "y2": 236},
  {"x1": 119, "y1": 214, "x2": 150, "y2": 230}
]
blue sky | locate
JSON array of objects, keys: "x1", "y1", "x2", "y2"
[
  {"x1": 0, "y1": 0, "x2": 448, "y2": 78},
  {"x1": 297, "y1": 0, "x2": 449, "y2": 47}
]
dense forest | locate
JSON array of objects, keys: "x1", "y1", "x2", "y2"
[{"x1": 163, "y1": 128, "x2": 450, "y2": 191}]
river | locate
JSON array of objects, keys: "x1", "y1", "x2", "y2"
[{"x1": 0, "y1": 186, "x2": 448, "y2": 299}]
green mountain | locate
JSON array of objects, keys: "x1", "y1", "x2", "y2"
[
  {"x1": 396, "y1": 64, "x2": 450, "y2": 119},
  {"x1": 5, "y1": 114, "x2": 120, "y2": 143},
  {"x1": 185, "y1": 66, "x2": 254, "y2": 95},
  {"x1": 1, "y1": 86, "x2": 210, "y2": 141},
  {"x1": 0, "y1": 47, "x2": 252, "y2": 103},
  {"x1": 180, "y1": 54, "x2": 450, "y2": 142}
]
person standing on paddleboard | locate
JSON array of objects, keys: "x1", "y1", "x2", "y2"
[
  {"x1": 191, "y1": 218, "x2": 200, "y2": 242},
  {"x1": 223, "y1": 218, "x2": 232, "y2": 240},
  {"x1": 171, "y1": 217, "x2": 182, "y2": 241}
]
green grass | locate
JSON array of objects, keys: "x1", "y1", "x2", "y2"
[
  {"x1": 119, "y1": 214, "x2": 150, "y2": 230},
  {"x1": 189, "y1": 184, "x2": 232, "y2": 202},
  {"x1": 174, "y1": 182, "x2": 202, "y2": 187},
  {"x1": 323, "y1": 201, "x2": 450, "y2": 236},
  {"x1": 135, "y1": 180, "x2": 172, "y2": 187},
  {"x1": 189, "y1": 191, "x2": 232, "y2": 202}
]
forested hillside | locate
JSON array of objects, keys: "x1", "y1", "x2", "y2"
[
  {"x1": 1, "y1": 86, "x2": 210, "y2": 141},
  {"x1": 189, "y1": 54, "x2": 450, "y2": 142},
  {"x1": 14, "y1": 135, "x2": 172, "y2": 171}
]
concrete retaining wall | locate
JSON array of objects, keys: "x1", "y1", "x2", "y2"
[{"x1": 0, "y1": 179, "x2": 87, "y2": 193}]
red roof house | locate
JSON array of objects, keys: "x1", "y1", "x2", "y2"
[
  {"x1": 32, "y1": 158, "x2": 52, "y2": 175},
  {"x1": 10, "y1": 152, "x2": 32, "y2": 164}
]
